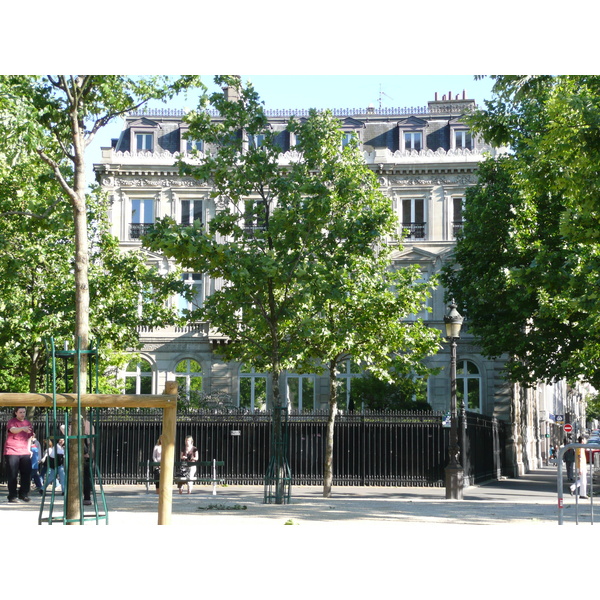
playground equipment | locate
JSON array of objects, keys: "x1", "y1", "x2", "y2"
[
  {"x1": 38, "y1": 337, "x2": 108, "y2": 525},
  {"x1": 264, "y1": 406, "x2": 292, "y2": 504},
  {"x1": 0, "y1": 340, "x2": 178, "y2": 525}
]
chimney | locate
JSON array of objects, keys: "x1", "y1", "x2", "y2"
[{"x1": 223, "y1": 76, "x2": 241, "y2": 102}]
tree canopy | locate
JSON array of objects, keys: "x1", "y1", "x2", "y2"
[
  {"x1": 443, "y1": 75, "x2": 600, "y2": 388},
  {"x1": 0, "y1": 75, "x2": 204, "y2": 521},
  {"x1": 144, "y1": 75, "x2": 440, "y2": 498}
]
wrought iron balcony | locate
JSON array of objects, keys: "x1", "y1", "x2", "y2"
[
  {"x1": 129, "y1": 223, "x2": 154, "y2": 240},
  {"x1": 402, "y1": 222, "x2": 426, "y2": 240},
  {"x1": 452, "y1": 221, "x2": 464, "y2": 237}
]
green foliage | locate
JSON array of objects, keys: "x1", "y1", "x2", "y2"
[
  {"x1": 350, "y1": 371, "x2": 432, "y2": 411},
  {"x1": 0, "y1": 165, "x2": 189, "y2": 393},
  {"x1": 0, "y1": 76, "x2": 203, "y2": 393},
  {"x1": 586, "y1": 393, "x2": 600, "y2": 422},
  {"x1": 444, "y1": 75, "x2": 600, "y2": 387},
  {"x1": 144, "y1": 76, "x2": 440, "y2": 408}
]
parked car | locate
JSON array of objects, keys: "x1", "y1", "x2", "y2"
[{"x1": 585, "y1": 437, "x2": 600, "y2": 462}]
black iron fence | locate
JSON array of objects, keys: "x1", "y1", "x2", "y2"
[{"x1": 0, "y1": 408, "x2": 508, "y2": 487}]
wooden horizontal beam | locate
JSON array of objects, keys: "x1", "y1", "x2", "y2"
[{"x1": 0, "y1": 393, "x2": 177, "y2": 409}]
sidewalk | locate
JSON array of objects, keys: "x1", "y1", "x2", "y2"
[{"x1": 4, "y1": 465, "x2": 597, "y2": 526}]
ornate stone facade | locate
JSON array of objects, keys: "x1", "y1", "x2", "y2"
[{"x1": 93, "y1": 92, "x2": 584, "y2": 472}]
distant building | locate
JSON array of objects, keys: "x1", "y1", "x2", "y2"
[{"x1": 94, "y1": 89, "x2": 588, "y2": 475}]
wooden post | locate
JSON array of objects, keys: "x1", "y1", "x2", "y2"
[
  {"x1": 0, "y1": 389, "x2": 178, "y2": 525},
  {"x1": 158, "y1": 381, "x2": 178, "y2": 525}
]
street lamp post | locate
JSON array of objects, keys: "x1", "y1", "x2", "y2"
[{"x1": 444, "y1": 300, "x2": 464, "y2": 500}]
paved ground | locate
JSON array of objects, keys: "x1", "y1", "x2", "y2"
[
  {"x1": 1, "y1": 464, "x2": 598, "y2": 526},
  {"x1": 5, "y1": 465, "x2": 596, "y2": 598}
]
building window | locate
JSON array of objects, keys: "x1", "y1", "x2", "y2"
[
  {"x1": 336, "y1": 359, "x2": 362, "y2": 410},
  {"x1": 186, "y1": 139, "x2": 204, "y2": 153},
  {"x1": 239, "y1": 365, "x2": 267, "y2": 411},
  {"x1": 180, "y1": 199, "x2": 203, "y2": 226},
  {"x1": 404, "y1": 131, "x2": 423, "y2": 151},
  {"x1": 401, "y1": 198, "x2": 426, "y2": 239},
  {"x1": 124, "y1": 358, "x2": 153, "y2": 394},
  {"x1": 452, "y1": 197, "x2": 465, "y2": 238},
  {"x1": 286, "y1": 374, "x2": 315, "y2": 411},
  {"x1": 248, "y1": 134, "x2": 265, "y2": 148},
  {"x1": 136, "y1": 133, "x2": 154, "y2": 152},
  {"x1": 456, "y1": 360, "x2": 481, "y2": 412},
  {"x1": 243, "y1": 199, "x2": 266, "y2": 237},
  {"x1": 341, "y1": 132, "x2": 355, "y2": 148},
  {"x1": 178, "y1": 273, "x2": 203, "y2": 316},
  {"x1": 454, "y1": 130, "x2": 472, "y2": 150},
  {"x1": 176, "y1": 359, "x2": 203, "y2": 406},
  {"x1": 130, "y1": 199, "x2": 154, "y2": 239}
]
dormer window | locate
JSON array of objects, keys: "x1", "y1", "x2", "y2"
[
  {"x1": 450, "y1": 118, "x2": 473, "y2": 150},
  {"x1": 186, "y1": 139, "x2": 204, "y2": 153},
  {"x1": 136, "y1": 133, "x2": 154, "y2": 152},
  {"x1": 404, "y1": 131, "x2": 422, "y2": 152},
  {"x1": 338, "y1": 117, "x2": 364, "y2": 151},
  {"x1": 129, "y1": 118, "x2": 159, "y2": 154},
  {"x1": 454, "y1": 130, "x2": 472, "y2": 150},
  {"x1": 180, "y1": 124, "x2": 204, "y2": 155},
  {"x1": 248, "y1": 133, "x2": 265, "y2": 148},
  {"x1": 397, "y1": 117, "x2": 427, "y2": 152},
  {"x1": 341, "y1": 132, "x2": 355, "y2": 148}
]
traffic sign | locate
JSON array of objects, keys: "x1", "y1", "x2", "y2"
[{"x1": 564, "y1": 423, "x2": 573, "y2": 433}]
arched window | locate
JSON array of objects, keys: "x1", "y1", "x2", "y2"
[
  {"x1": 286, "y1": 374, "x2": 315, "y2": 411},
  {"x1": 456, "y1": 360, "x2": 481, "y2": 412},
  {"x1": 176, "y1": 359, "x2": 203, "y2": 406},
  {"x1": 239, "y1": 365, "x2": 267, "y2": 412},
  {"x1": 125, "y1": 358, "x2": 153, "y2": 394}
]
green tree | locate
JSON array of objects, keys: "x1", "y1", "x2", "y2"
[
  {"x1": 283, "y1": 110, "x2": 439, "y2": 495},
  {"x1": 0, "y1": 75, "x2": 203, "y2": 522},
  {"x1": 443, "y1": 75, "x2": 600, "y2": 388},
  {"x1": 350, "y1": 372, "x2": 432, "y2": 411},
  {"x1": 0, "y1": 176, "x2": 188, "y2": 394},
  {"x1": 144, "y1": 76, "x2": 439, "y2": 499}
]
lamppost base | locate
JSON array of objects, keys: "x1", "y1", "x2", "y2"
[{"x1": 445, "y1": 465, "x2": 464, "y2": 500}]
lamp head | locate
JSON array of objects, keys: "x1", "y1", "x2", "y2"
[{"x1": 444, "y1": 300, "x2": 464, "y2": 339}]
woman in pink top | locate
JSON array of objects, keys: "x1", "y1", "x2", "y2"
[{"x1": 4, "y1": 407, "x2": 33, "y2": 503}]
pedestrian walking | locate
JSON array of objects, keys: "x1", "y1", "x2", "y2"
[
  {"x1": 563, "y1": 437, "x2": 575, "y2": 482},
  {"x1": 30, "y1": 432, "x2": 44, "y2": 494},
  {"x1": 43, "y1": 438, "x2": 66, "y2": 494}
]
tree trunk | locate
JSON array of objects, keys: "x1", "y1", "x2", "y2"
[
  {"x1": 323, "y1": 364, "x2": 338, "y2": 498},
  {"x1": 65, "y1": 122, "x2": 90, "y2": 524},
  {"x1": 270, "y1": 370, "x2": 287, "y2": 504},
  {"x1": 26, "y1": 345, "x2": 39, "y2": 420}
]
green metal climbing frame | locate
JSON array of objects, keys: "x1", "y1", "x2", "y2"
[
  {"x1": 263, "y1": 406, "x2": 292, "y2": 504},
  {"x1": 38, "y1": 337, "x2": 108, "y2": 525}
]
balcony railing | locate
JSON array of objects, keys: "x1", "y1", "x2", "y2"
[
  {"x1": 453, "y1": 221, "x2": 464, "y2": 237},
  {"x1": 129, "y1": 223, "x2": 154, "y2": 240},
  {"x1": 402, "y1": 223, "x2": 426, "y2": 240},
  {"x1": 243, "y1": 225, "x2": 266, "y2": 239}
]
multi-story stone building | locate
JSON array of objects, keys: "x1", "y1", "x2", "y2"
[{"x1": 94, "y1": 89, "x2": 587, "y2": 475}]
